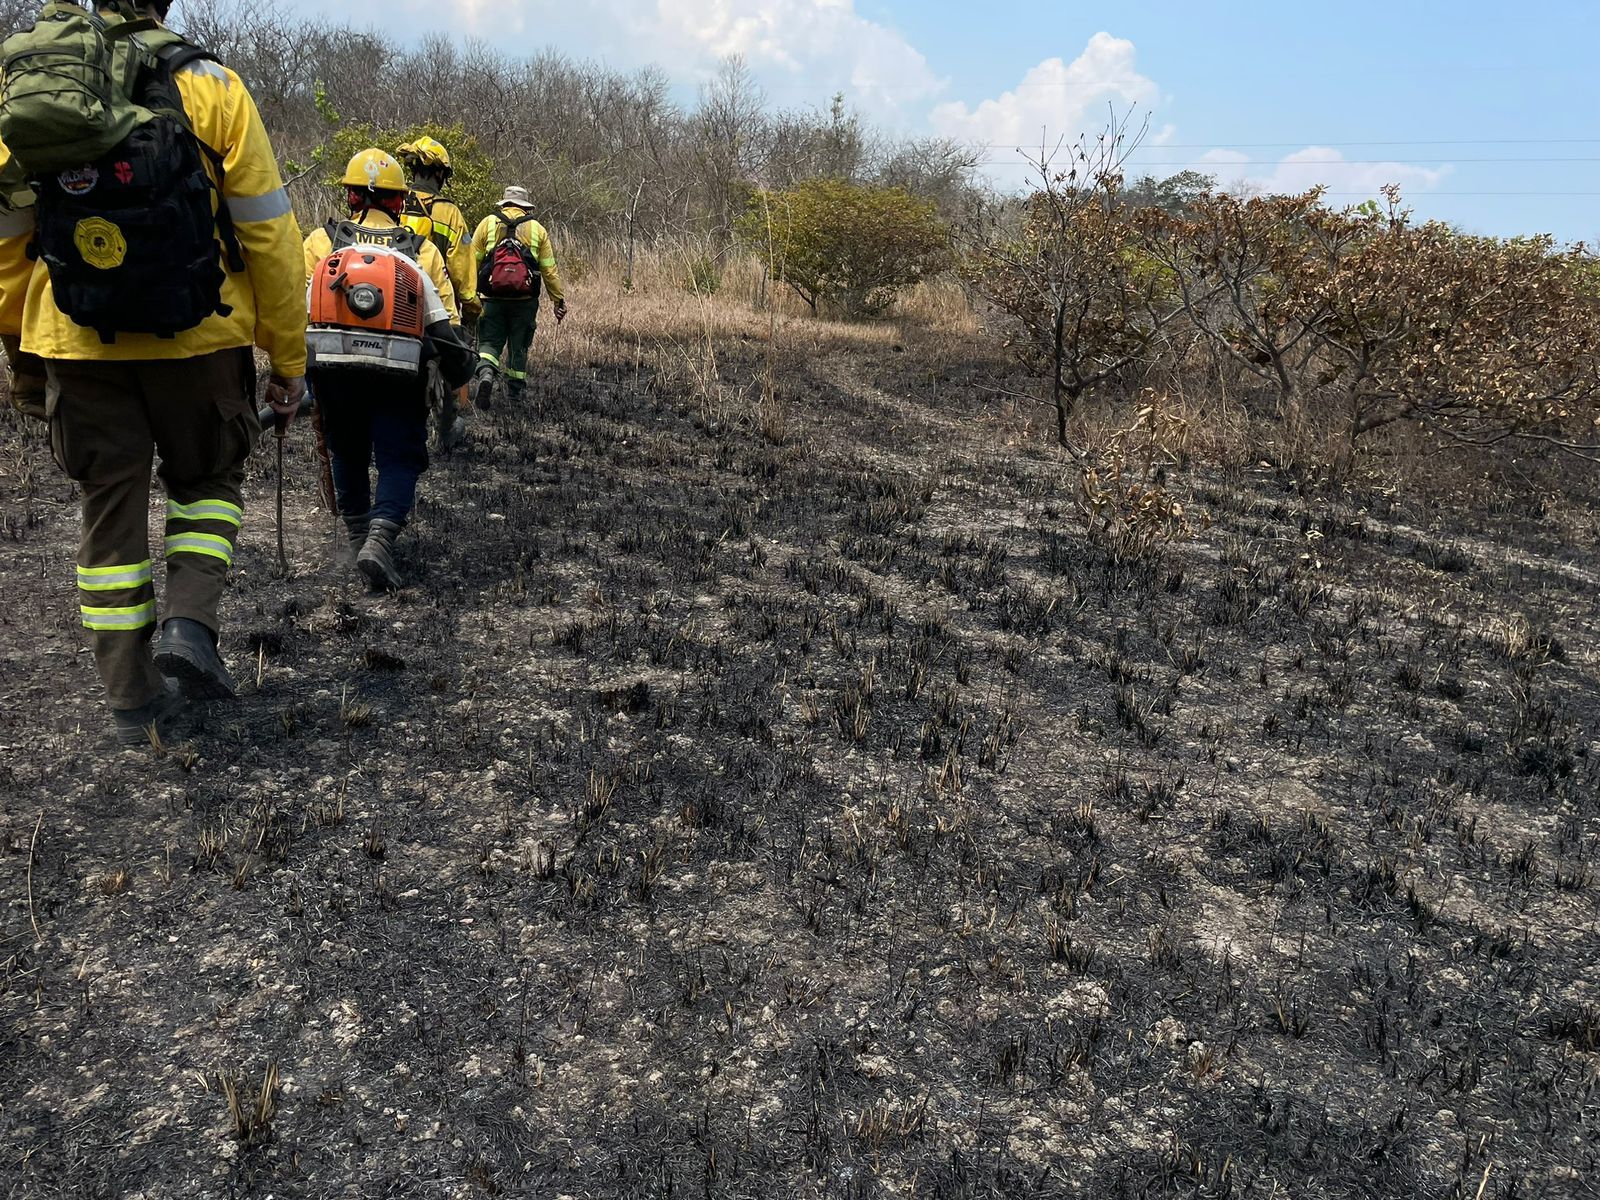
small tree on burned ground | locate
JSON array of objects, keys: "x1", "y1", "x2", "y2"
[
  {"x1": 738, "y1": 179, "x2": 949, "y2": 318},
  {"x1": 962, "y1": 116, "x2": 1189, "y2": 451},
  {"x1": 1308, "y1": 191, "x2": 1600, "y2": 467}
]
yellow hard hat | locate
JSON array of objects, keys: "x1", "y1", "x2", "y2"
[
  {"x1": 340, "y1": 148, "x2": 406, "y2": 192},
  {"x1": 397, "y1": 136, "x2": 452, "y2": 175}
]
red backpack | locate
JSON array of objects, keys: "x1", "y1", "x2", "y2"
[{"x1": 478, "y1": 208, "x2": 540, "y2": 299}]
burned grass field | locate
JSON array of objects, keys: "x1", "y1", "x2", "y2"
[{"x1": 2, "y1": 286, "x2": 1599, "y2": 1198}]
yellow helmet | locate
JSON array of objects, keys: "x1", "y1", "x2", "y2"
[
  {"x1": 340, "y1": 148, "x2": 406, "y2": 192},
  {"x1": 397, "y1": 136, "x2": 452, "y2": 177}
]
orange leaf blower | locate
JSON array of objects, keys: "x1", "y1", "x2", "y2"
[{"x1": 306, "y1": 249, "x2": 427, "y2": 374}]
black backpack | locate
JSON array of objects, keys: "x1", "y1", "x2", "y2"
[
  {"x1": 401, "y1": 191, "x2": 454, "y2": 261},
  {"x1": 326, "y1": 218, "x2": 426, "y2": 261},
  {"x1": 29, "y1": 40, "x2": 244, "y2": 344}
]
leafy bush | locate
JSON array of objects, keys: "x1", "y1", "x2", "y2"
[
  {"x1": 739, "y1": 180, "x2": 949, "y2": 318},
  {"x1": 290, "y1": 89, "x2": 500, "y2": 229},
  {"x1": 1146, "y1": 185, "x2": 1600, "y2": 467},
  {"x1": 683, "y1": 254, "x2": 722, "y2": 297},
  {"x1": 968, "y1": 121, "x2": 1600, "y2": 468}
]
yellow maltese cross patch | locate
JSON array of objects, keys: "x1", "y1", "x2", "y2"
[{"x1": 74, "y1": 217, "x2": 127, "y2": 270}]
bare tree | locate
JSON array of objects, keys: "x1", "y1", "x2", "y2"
[{"x1": 964, "y1": 112, "x2": 1189, "y2": 450}]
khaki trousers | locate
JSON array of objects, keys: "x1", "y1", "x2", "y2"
[{"x1": 46, "y1": 349, "x2": 257, "y2": 710}]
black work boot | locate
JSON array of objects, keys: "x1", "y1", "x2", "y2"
[
  {"x1": 473, "y1": 366, "x2": 495, "y2": 411},
  {"x1": 342, "y1": 512, "x2": 370, "y2": 563},
  {"x1": 357, "y1": 518, "x2": 405, "y2": 591},
  {"x1": 111, "y1": 678, "x2": 187, "y2": 747},
  {"x1": 506, "y1": 380, "x2": 525, "y2": 404},
  {"x1": 154, "y1": 617, "x2": 236, "y2": 700},
  {"x1": 438, "y1": 410, "x2": 467, "y2": 453}
]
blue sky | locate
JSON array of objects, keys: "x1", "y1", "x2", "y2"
[{"x1": 278, "y1": 0, "x2": 1599, "y2": 241}]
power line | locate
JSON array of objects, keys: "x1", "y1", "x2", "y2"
[
  {"x1": 1139, "y1": 158, "x2": 1599, "y2": 165},
  {"x1": 964, "y1": 187, "x2": 1600, "y2": 197},
  {"x1": 957, "y1": 138, "x2": 1600, "y2": 150},
  {"x1": 973, "y1": 158, "x2": 1600, "y2": 166}
]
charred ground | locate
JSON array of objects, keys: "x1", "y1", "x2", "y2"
[{"x1": 1, "y1": 287, "x2": 1598, "y2": 1198}]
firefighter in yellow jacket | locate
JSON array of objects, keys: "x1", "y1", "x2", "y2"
[
  {"x1": 302, "y1": 152, "x2": 458, "y2": 317},
  {"x1": 469, "y1": 185, "x2": 567, "y2": 406},
  {"x1": 396, "y1": 137, "x2": 475, "y2": 315},
  {"x1": 396, "y1": 135, "x2": 475, "y2": 448},
  {"x1": 302, "y1": 150, "x2": 460, "y2": 591},
  {"x1": 0, "y1": 0, "x2": 307, "y2": 746}
]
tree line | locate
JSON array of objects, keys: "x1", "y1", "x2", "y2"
[
  {"x1": 3, "y1": 0, "x2": 1593, "y2": 479},
  {"x1": 158, "y1": 0, "x2": 981, "y2": 239},
  {"x1": 961, "y1": 121, "x2": 1600, "y2": 474}
]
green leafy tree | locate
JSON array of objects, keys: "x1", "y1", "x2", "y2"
[
  {"x1": 291, "y1": 91, "x2": 500, "y2": 230},
  {"x1": 739, "y1": 179, "x2": 949, "y2": 318}
]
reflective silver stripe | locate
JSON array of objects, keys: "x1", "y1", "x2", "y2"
[
  {"x1": 228, "y1": 187, "x2": 290, "y2": 224},
  {"x1": 81, "y1": 601, "x2": 156, "y2": 631},
  {"x1": 167, "y1": 498, "x2": 243, "y2": 526},
  {"x1": 165, "y1": 533, "x2": 234, "y2": 563},
  {"x1": 0, "y1": 207, "x2": 35, "y2": 238},
  {"x1": 177, "y1": 58, "x2": 230, "y2": 86},
  {"x1": 77, "y1": 560, "x2": 154, "y2": 592}
]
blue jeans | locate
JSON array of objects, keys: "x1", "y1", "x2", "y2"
[{"x1": 315, "y1": 374, "x2": 429, "y2": 526}]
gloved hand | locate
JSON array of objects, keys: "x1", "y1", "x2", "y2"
[
  {"x1": 265, "y1": 374, "x2": 306, "y2": 430},
  {"x1": 553, "y1": 299, "x2": 568, "y2": 324},
  {"x1": 462, "y1": 296, "x2": 483, "y2": 321}
]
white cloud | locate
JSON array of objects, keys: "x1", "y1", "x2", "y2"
[
  {"x1": 420, "y1": 0, "x2": 943, "y2": 112},
  {"x1": 929, "y1": 33, "x2": 1159, "y2": 159},
  {"x1": 1201, "y1": 146, "x2": 1452, "y2": 198}
]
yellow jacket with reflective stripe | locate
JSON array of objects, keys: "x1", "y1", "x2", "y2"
[
  {"x1": 0, "y1": 50, "x2": 308, "y2": 376},
  {"x1": 302, "y1": 209, "x2": 458, "y2": 322},
  {"x1": 406, "y1": 190, "x2": 475, "y2": 307},
  {"x1": 470, "y1": 207, "x2": 564, "y2": 304}
]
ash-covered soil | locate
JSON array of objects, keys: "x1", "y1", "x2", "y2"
[{"x1": 2, "y1": 317, "x2": 1598, "y2": 1199}]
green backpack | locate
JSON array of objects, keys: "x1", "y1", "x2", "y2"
[
  {"x1": 0, "y1": 1, "x2": 244, "y2": 341},
  {"x1": 0, "y1": 1, "x2": 150, "y2": 175}
]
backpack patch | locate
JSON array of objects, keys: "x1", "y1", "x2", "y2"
[
  {"x1": 58, "y1": 166, "x2": 100, "y2": 195},
  {"x1": 326, "y1": 218, "x2": 426, "y2": 262}
]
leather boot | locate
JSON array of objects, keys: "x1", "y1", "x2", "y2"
[
  {"x1": 473, "y1": 365, "x2": 495, "y2": 411},
  {"x1": 342, "y1": 512, "x2": 370, "y2": 563},
  {"x1": 111, "y1": 678, "x2": 187, "y2": 747},
  {"x1": 357, "y1": 518, "x2": 405, "y2": 591},
  {"x1": 153, "y1": 618, "x2": 236, "y2": 700}
]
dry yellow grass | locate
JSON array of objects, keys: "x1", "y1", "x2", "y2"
[{"x1": 544, "y1": 239, "x2": 978, "y2": 373}]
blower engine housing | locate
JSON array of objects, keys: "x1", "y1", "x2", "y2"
[{"x1": 306, "y1": 249, "x2": 427, "y2": 374}]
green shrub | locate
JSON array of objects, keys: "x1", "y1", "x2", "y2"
[
  {"x1": 738, "y1": 179, "x2": 949, "y2": 318},
  {"x1": 683, "y1": 254, "x2": 721, "y2": 297},
  {"x1": 296, "y1": 94, "x2": 500, "y2": 228}
]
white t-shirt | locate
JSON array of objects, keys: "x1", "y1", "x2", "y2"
[{"x1": 307, "y1": 242, "x2": 452, "y2": 327}]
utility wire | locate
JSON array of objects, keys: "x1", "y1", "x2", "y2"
[
  {"x1": 956, "y1": 139, "x2": 1600, "y2": 151},
  {"x1": 969, "y1": 157, "x2": 1600, "y2": 166}
]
